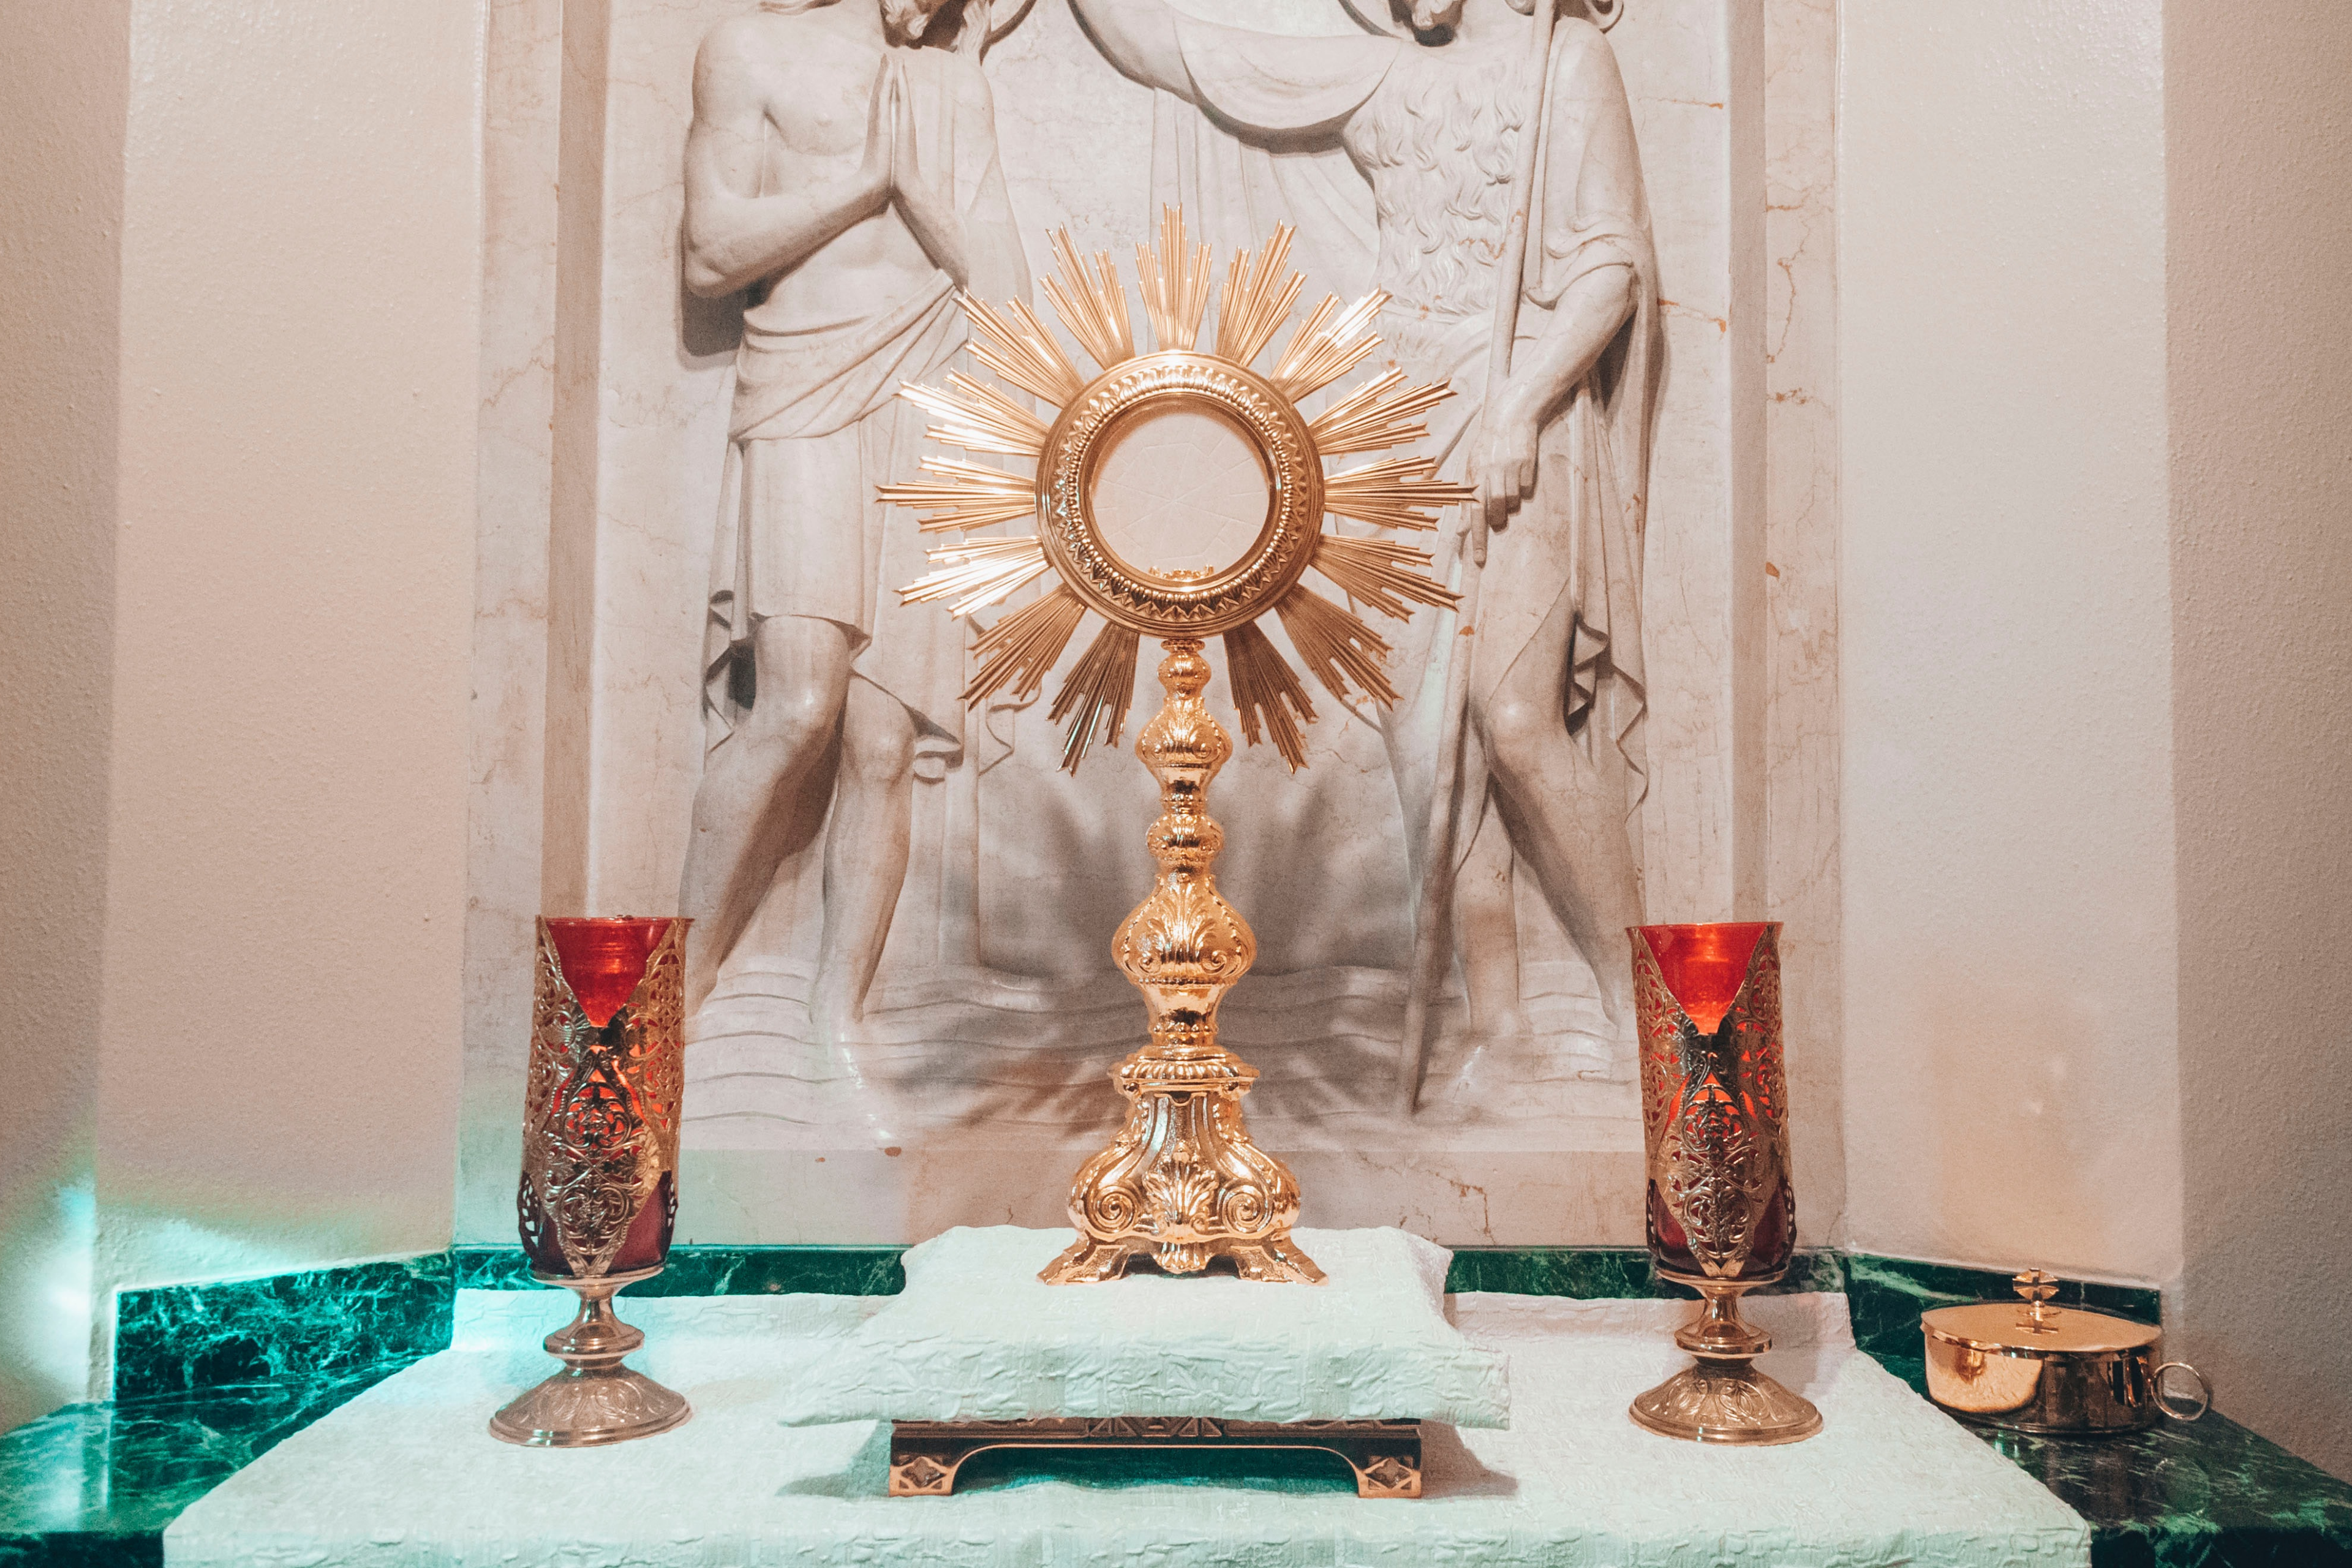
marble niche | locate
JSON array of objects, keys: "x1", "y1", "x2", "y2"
[{"x1": 462, "y1": 0, "x2": 1843, "y2": 1247}]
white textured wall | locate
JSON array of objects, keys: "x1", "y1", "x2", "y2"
[
  {"x1": 0, "y1": 0, "x2": 129, "y2": 1438},
  {"x1": 78, "y1": 0, "x2": 483, "y2": 1370},
  {"x1": 1838, "y1": 0, "x2": 2183, "y2": 1281},
  {"x1": 2167, "y1": 1, "x2": 2352, "y2": 1482}
]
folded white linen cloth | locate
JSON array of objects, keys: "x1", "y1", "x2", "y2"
[{"x1": 769, "y1": 1225, "x2": 1513, "y2": 1428}]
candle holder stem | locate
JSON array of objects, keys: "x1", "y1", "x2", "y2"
[{"x1": 489, "y1": 1265, "x2": 691, "y2": 1447}]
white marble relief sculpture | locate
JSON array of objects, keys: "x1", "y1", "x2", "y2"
[{"x1": 679, "y1": 0, "x2": 1662, "y2": 1164}]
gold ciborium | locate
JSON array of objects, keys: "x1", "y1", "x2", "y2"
[
  {"x1": 881, "y1": 210, "x2": 1469, "y2": 1283},
  {"x1": 1626, "y1": 921, "x2": 1820, "y2": 1444}
]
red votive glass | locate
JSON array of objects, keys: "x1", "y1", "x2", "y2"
[
  {"x1": 518, "y1": 916, "x2": 688, "y2": 1280},
  {"x1": 1630, "y1": 921, "x2": 1795, "y2": 1283}
]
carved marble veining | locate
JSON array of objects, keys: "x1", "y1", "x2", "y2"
[
  {"x1": 1760, "y1": 0, "x2": 1845, "y2": 1242},
  {"x1": 459, "y1": 0, "x2": 565, "y2": 1243}
]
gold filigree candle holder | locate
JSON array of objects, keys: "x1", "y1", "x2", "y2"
[
  {"x1": 490, "y1": 917, "x2": 693, "y2": 1447},
  {"x1": 1626, "y1": 921, "x2": 1820, "y2": 1444},
  {"x1": 882, "y1": 210, "x2": 1469, "y2": 1282}
]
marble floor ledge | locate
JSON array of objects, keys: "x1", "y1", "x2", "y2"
[{"x1": 0, "y1": 1363, "x2": 417, "y2": 1568}]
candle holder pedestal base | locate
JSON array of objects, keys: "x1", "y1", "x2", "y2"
[
  {"x1": 1629, "y1": 1276, "x2": 1822, "y2": 1446},
  {"x1": 489, "y1": 1265, "x2": 690, "y2": 1447}
]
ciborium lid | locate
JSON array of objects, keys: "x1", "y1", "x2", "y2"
[{"x1": 1921, "y1": 1268, "x2": 2160, "y2": 1357}]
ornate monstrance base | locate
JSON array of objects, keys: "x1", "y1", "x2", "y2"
[
  {"x1": 889, "y1": 1417, "x2": 1420, "y2": 1498},
  {"x1": 1629, "y1": 1276, "x2": 1823, "y2": 1446},
  {"x1": 1040, "y1": 643, "x2": 1322, "y2": 1286},
  {"x1": 488, "y1": 1267, "x2": 692, "y2": 1447}
]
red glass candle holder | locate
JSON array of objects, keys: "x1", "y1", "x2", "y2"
[
  {"x1": 1625, "y1": 921, "x2": 1819, "y2": 1444},
  {"x1": 489, "y1": 916, "x2": 692, "y2": 1447},
  {"x1": 517, "y1": 918, "x2": 684, "y2": 1278}
]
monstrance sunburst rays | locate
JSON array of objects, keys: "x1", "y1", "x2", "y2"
[{"x1": 881, "y1": 208, "x2": 1472, "y2": 772}]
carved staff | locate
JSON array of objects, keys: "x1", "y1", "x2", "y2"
[{"x1": 1396, "y1": 0, "x2": 1563, "y2": 1112}]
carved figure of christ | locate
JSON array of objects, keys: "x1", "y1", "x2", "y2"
[
  {"x1": 1072, "y1": 0, "x2": 1661, "y2": 1037},
  {"x1": 679, "y1": 0, "x2": 1027, "y2": 1043}
]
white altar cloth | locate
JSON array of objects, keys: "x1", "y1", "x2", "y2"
[
  {"x1": 771, "y1": 1226, "x2": 1511, "y2": 1428},
  {"x1": 165, "y1": 1273, "x2": 2089, "y2": 1567}
]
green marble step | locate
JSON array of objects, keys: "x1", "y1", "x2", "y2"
[
  {"x1": 1868, "y1": 1349, "x2": 2352, "y2": 1567},
  {"x1": 0, "y1": 1367, "x2": 400, "y2": 1568},
  {"x1": 447, "y1": 1243, "x2": 1850, "y2": 1310},
  {"x1": 4, "y1": 1245, "x2": 2346, "y2": 1568},
  {"x1": 451, "y1": 1243, "x2": 908, "y2": 1299},
  {"x1": 112, "y1": 1256, "x2": 453, "y2": 1403}
]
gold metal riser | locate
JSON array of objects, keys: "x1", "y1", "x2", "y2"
[{"x1": 889, "y1": 1418, "x2": 1422, "y2": 1498}]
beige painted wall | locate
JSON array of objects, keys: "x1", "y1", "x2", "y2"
[
  {"x1": 2167, "y1": 0, "x2": 2352, "y2": 1483},
  {"x1": 1838, "y1": 0, "x2": 2185, "y2": 1281},
  {"x1": 0, "y1": 0, "x2": 130, "y2": 1438},
  {"x1": 0, "y1": 0, "x2": 483, "y2": 1417}
]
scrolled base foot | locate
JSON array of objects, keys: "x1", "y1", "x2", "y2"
[
  {"x1": 1038, "y1": 1230, "x2": 1325, "y2": 1285},
  {"x1": 1223, "y1": 1235, "x2": 1326, "y2": 1283},
  {"x1": 1039, "y1": 1237, "x2": 1148, "y2": 1284}
]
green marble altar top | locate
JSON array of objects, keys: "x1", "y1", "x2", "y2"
[{"x1": 2, "y1": 1246, "x2": 2345, "y2": 1567}]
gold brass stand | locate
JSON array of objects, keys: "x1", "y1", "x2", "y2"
[
  {"x1": 488, "y1": 1266, "x2": 691, "y2": 1447},
  {"x1": 1628, "y1": 1273, "x2": 1822, "y2": 1446},
  {"x1": 889, "y1": 1417, "x2": 1421, "y2": 1498},
  {"x1": 1041, "y1": 642, "x2": 1323, "y2": 1284}
]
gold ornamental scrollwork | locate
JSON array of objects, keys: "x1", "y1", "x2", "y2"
[
  {"x1": 882, "y1": 208, "x2": 1468, "y2": 774},
  {"x1": 495, "y1": 918, "x2": 692, "y2": 1449},
  {"x1": 881, "y1": 210, "x2": 1472, "y2": 1284},
  {"x1": 1049, "y1": 641, "x2": 1319, "y2": 1283}
]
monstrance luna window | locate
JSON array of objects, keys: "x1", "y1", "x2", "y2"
[{"x1": 882, "y1": 208, "x2": 1470, "y2": 771}]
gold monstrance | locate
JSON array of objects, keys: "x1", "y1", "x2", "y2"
[{"x1": 883, "y1": 211, "x2": 1471, "y2": 1284}]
